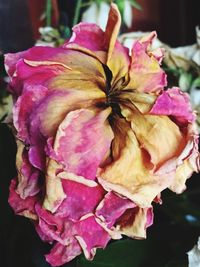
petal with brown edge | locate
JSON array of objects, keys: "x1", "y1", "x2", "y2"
[{"x1": 98, "y1": 117, "x2": 174, "y2": 208}]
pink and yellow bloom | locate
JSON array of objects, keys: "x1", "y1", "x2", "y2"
[{"x1": 5, "y1": 4, "x2": 199, "y2": 266}]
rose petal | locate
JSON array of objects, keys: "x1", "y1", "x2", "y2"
[
  {"x1": 52, "y1": 108, "x2": 113, "y2": 180},
  {"x1": 68, "y1": 22, "x2": 105, "y2": 51},
  {"x1": 117, "y1": 207, "x2": 153, "y2": 239},
  {"x1": 56, "y1": 180, "x2": 105, "y2": 220},
  {"x1": 15, "y1": 141, "x2": 40, "y2": 198},
  {"x1": 121, "y1": 106, "x2": 185, "y2": 166},
  {"x1": 96, "y1": 191, "x2": 136, "y2": 228},
  {"x1": 127, "y1": 34, "x2": 166, "y2": 93},
  {"x1": 74, "y1": 215, "x2": 111, "y2": 260},
  {"x1": 8, "y1": 179, "x2": 38, "y2": 220},
  {"x1": 98, "y1": 117, "x2": 176, "y2": 207},
  {"x1": 13, "y1": 84, "x2": 48, "y2": 141},
  {"x1": 150, "y1": 87, "x2": 196, "y2": 124},
  {"x1": 45, "y1": 241, "x2": 81, "y2": 267}
]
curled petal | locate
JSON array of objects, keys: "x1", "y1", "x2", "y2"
[
  {"x1": 168, "y1": 125, "x2": 200, "y2": 193},
  {"x1": 43, "y1": 159, "x2": 66, "y2": 212},
  {"x1": 118, "y1": 207, "x2": 153, "y2": 239},
  {"x1": 127, "y1": 34, "x2": 167, "y2": 93},
  {"x1": 74, "y1": 215, "x2": 111, "y2": 260},
  {"x1": 46, "y1": 241, "x2": 82, "y2": 267},
  {"x1": 9, "y1": 179, "x2": 38, "y2": 220},
  {"x1": 105, "y1": 3, "x2": 121, "y2": 62},
  {"x1": 96, "y1": 192, "x2": 136, "y2": 228},
  {"x1": 67, "y1": 23, "x2": 105, "y2": 51},
  {"x1": 4, "y1": 51, "x2": 26, "y2": 77},
  {"x1": 56, "y1": 180, "x2": 105, "y2": 221},
  {"x1": 15, "y1": 141, "x2": 40, "y2": 199},
  {"x1": 150, "y1": 87, "x2": 196, "y2": 124}
]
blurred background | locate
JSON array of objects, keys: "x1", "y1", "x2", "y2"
[
  {"x1": 0, "y1": 1, "x2": 200, "y2": 267},
  {"x1": 0, "y1": 0, "x2": 200, "y2": 53}
]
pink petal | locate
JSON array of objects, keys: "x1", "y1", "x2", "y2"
[
  {"x1": 35, "y1": 204, "x2": 64, "y2": 244},
  {"x1": 45, "y1": 241, "x2": 81, "y2": 267},
  {"x1": 8, "y1": 179, "x2": 38, "y2": 219},
  {"x1": 56, "y1": 180, "x2": 105, "y2": 220},
  {"x1": 67, "y1": 22, "x2": 106, "y2": 51},
  {"x1": 74, "y1": 215, "x2": 111, "y2": 260},
  {"x1": 16, "y1": 146, "x2": 40, "y2": 199},
  {"x1": 13, "y1": 85, "x2": 48, "y2": 141},
  {"x1": 128, "y1": 39, "x2": 166, "y2": 93},
  {"x1": 52, "y1": 108, "x2": 113, "y2": 180},
  {"x1": 4, "y1": 51, "x2": 26, "y2": 76},
  {"x1": 96, "y1": 192, "x2": 136, "y2": 228},
  {"x1": 117, "y1": 206, "x2": 154, "y2": 239},
  {"x1": 150, "y1": 87, "x2": 196, "y2": 124}
]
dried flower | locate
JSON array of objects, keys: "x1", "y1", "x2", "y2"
[{"x1": 5, "y1": 4, "x2": 199, "y2": 266}]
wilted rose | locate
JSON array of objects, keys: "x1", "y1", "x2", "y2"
[{"x1": 5, "y1": 4, "x2": 199, "y2": 266}]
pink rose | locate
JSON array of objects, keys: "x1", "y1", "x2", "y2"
[{"x1": 5, "y1": 4, "x2": 199, "y2": 266}]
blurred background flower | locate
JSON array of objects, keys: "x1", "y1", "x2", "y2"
[{"x1": 188, "y1": 237, "x2": 200, "y2": 267}]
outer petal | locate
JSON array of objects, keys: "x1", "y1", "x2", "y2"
[
  {"x1": 149, "y1": 88, "x2": 199, "y2": 192},
  {"x1": 4, "y1": 51, "x2": 26, "y2": 77},
  {"x1": 117, "y1": 207, "x2": 153, "y2": 239},
  {"x1": 127, "y1": 33, "x2": 167, "y2": 93},
  {"x1": 43, "y1": 159, "x2": 66, "y2": 212},
  {"x1": 123, "y1": 110, "x2": 185, "y2": 167},
  {"x1": 46, "y1": 241, "x2": 81, "y2": 267},
  {"x1": 150, "y1": 87, "x2": 196, "y2": 124},
  {"x1": 8, "y1": 179, "x2": 38, "y2": 220},
  {"x1": 13, "y1": 85, "x2": 48, "y2": 141},
  {"x1": 15, "y1": 141, "x2": 40, "y2": 199},
  {"x1": 96, "y1": 192, "x2": 136, "y2": 228},
  {"x1": 67, "y1": 22, "x2": 106, "y2": 51},
  {"x1": 74, "y1": 215, "x2": 111, "y2": 260},
  {"x1": 37, "y1": 210, "x2": 111, "y2": 264},
  {"x1": 168, "y1": 124, "x2": 200, "y2": 193},
  {"x1": 6, "y1": 46, "x2": 107, "y2": 96},
  {"x1": 56, "y1": 180, "x2": 105, "y2": 221}
]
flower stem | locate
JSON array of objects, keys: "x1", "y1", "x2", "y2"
[
  {"x1": 73, "y1": 0, "x2": 82, "y2": 26},
  {"x1": 46, "y1": 0, "x2": 52, "y2": 27}
]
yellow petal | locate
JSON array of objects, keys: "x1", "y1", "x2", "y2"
[
  {"x1": 98, "y1": 118, "x2": 174, "y2": 207},
  {"x1": 121, "y1": 106, "x2": 185, "y2": 167},
  {"x1": 105, "y1": 3, "x2": 121, "y2": 63},
  {"x1": 43, "y1": 158, "x2": 66, "y2": 212},
  {"x1": 118, "y1": 208, "x2": 152, "y2": 239}
]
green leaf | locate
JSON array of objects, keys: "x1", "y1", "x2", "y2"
[
  {"x1": 192, "y1": 77, "x2": 200, "y2": 88},
  {"x1": 114, "y1": 0, "x2": 125, "y2": 15},
  {"x1": 130, "y1": 0, "x2": 142, "y2": 10},
  {"x1": 76, "y1": 238, "x2": 163, "y2": 267}
]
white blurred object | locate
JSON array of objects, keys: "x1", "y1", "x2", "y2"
[
  {"x1": 123, "y1": 1, "x2": 133, "y2": 28},
  {"x1": 119, "y1": 27, "x2": 200, "y2": 66},
  {"x1": 171, "y1": 26, "x2": 200, "y2": 66},
  {"x1": 190, "y1": 77, "x2": 200, "y2": 108},
  {"x1": 119, "y1": 31, "x2": 165, "y2": 54},
  {"x1": 188, "y1": 237, "x2": 200, "y2": 267},
  {"x1": 82, "y1": 1, "x2": 133, "y2": 30},
  {"x1": 36, "y1": 27, "x2": 61, "y2": 47},
  {"x1": 82, "y1": 2, "x2": 110, "y2": 31}
]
